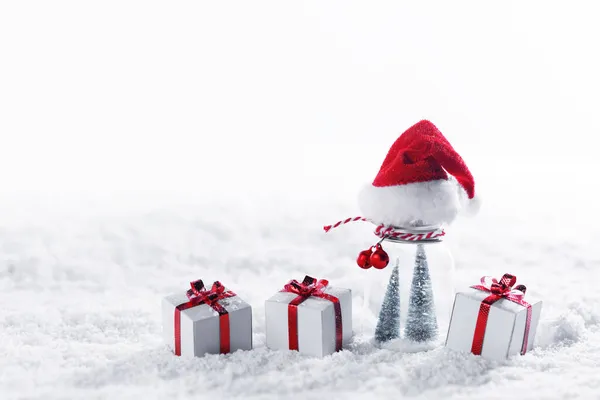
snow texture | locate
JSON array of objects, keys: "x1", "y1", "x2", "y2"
[
  {"x1": 2, "y1": 1, "x2": 600, "y2": 399},
  {"x1": 1, "y1": 191, "x2": 599, "y2": 400},
  {"x1": 374, "y1": 261, "x2": 401, "y2": 343},
  {"x1": 404, "y1": 245, "x2": 438, "y2": 342}
]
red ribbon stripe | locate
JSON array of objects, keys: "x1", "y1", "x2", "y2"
[
  {"x1": 282, "y1": 276, "x2": 343, "y2": 352},
  {"x1": 470, "y1": 273, "x2": 532, "y2": 356},
  {"x1": 173, "y1": 280, "x2": 236, "y2": 356}
]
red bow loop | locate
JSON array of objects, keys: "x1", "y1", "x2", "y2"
[
  {"x1": 187, "y1": 279, "x2": 205, "y2": 298},
  {"x1": 514, "y1": 284, "x2": 527, "y2": 294},
  {"x1": 282, "y1": 275, "x2": 329, "y2": 297},
  {"x1": 186, "y1": 279, "x2": 228, "y2": 305},
  {"x1": 475, "y1": 273, "x2": 523, "y2": 297}
]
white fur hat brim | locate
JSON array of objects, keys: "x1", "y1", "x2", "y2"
[{"x1": 357, "y1": 177, "x2": 479, "y2": 228}]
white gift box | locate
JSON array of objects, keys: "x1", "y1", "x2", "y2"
[
  {"x1": 265, "y1": 282, "x2": 352, "y2": 357},
  {"x1": 445, "y1": 284, "x2": 542, "y2": 361},
  {"x1": 162, "y1": 283, "x2": 252, "y2": 357}
]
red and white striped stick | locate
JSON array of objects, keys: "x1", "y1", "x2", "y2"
[{"x1": 323, "y1": 216, "x2": 367, "y2": 233}]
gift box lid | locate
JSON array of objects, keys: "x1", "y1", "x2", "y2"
[
  {"x1": 266, "y1": 286, "x2": 350, "y2": 311},
  {"x1": 458, "y1": 287, "x2": 541, "y2": 314},
  {"x1": 163, "y1": 291, "x2": 250, "y2": 322}
]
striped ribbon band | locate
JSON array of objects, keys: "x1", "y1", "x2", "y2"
[{"x1": 323, "y1": 216, "x2": 445, "y2": 241}]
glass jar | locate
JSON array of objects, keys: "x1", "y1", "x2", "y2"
[{"x1": 375, "y1": 224, "x2": 456, "y2": 348}]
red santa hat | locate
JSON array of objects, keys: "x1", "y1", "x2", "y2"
[{"x1": 358, "y1": 119, "x2": 480, "y2": 228}]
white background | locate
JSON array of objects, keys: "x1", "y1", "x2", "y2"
[{"x1": 1, "y1": 1, "x2": 599, "y2": 399}]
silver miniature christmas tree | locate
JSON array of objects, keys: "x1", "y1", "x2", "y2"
[
  {"x1": 374, "y1": 259, "x2": 401, "y2": 343},
  {"x1": 404, "y1": 243, "x2": 438, "y2": 342}
]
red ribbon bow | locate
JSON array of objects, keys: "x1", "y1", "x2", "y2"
[
  {"x1": 282, "y1": 276, "x2": 330, "y2": 297},
  {"x1": 186, "y1": 279, "x2": 229, "y2": 304},
  {"x1": 470, "y1": 273, "x2": 532, "y2": 356},
  {"x1": 174, "y1": 279, "x2": 236, "y2": 356},
  {"x1": 477, "y1": 274, "x2": 527, "y2": 298},
  {"x1": 280, "y1": 276, "x2": 343, "y2": 352}
]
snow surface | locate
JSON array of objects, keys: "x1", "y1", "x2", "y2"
[
  {"x1": 1, "y1": 191, "x2": 599, "y2": 400},
  {"x1": 2, "y1": 1, "x2": 600, "y2": 399}
]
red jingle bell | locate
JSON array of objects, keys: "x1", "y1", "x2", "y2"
[
  {"x1": 369, "y1": 244, "x2": 389, "y2": 269},
  {"x1": 357, "y1": 249, "x2": 373, "y2": 269}
]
